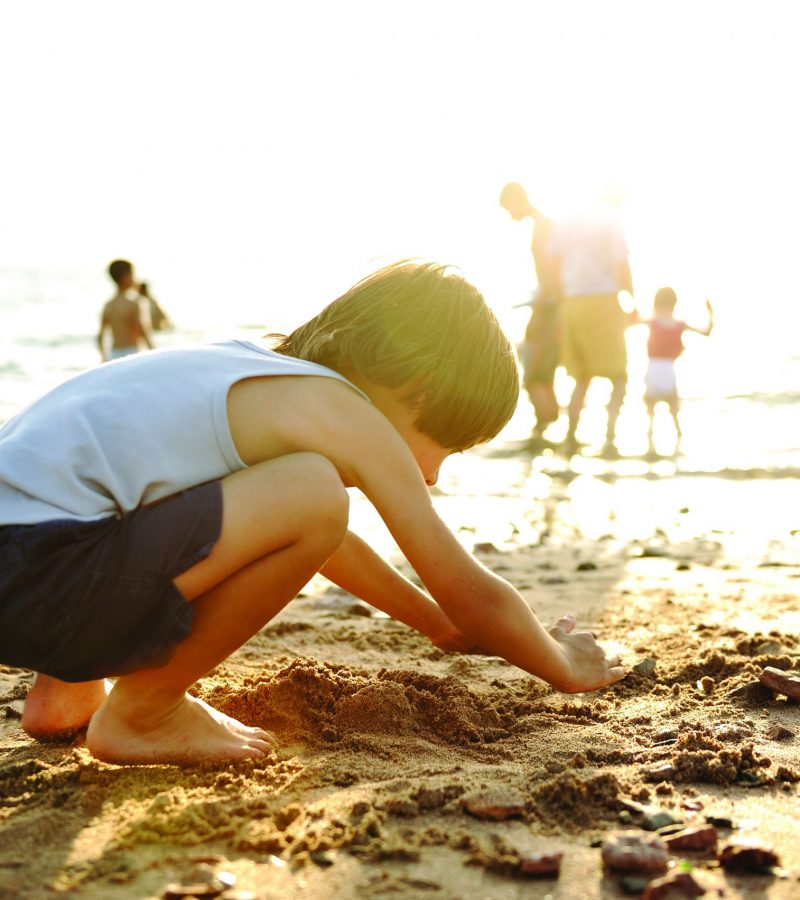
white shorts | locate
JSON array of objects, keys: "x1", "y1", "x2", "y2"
[
  {"x1": 645, "y1": 358, "x2": 677, "y2": 400},
  {"x1": 108, "y1": 346, "x2": 140, "y2": 361}
]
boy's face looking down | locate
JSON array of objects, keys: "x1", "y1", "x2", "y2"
[
  {"x1": 361, "y1": 381, "x2": 453, "y2": 487},
  {"x1": 395, "y1": 423, "x2": 451, "y2": 488}
]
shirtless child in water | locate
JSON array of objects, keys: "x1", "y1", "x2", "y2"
[
  {"x1": 0, "y1": 261, "x2": 625, "y2": 766},
  {"x1": 97, "y1": 259, "x2": 153, "y2": 361}
]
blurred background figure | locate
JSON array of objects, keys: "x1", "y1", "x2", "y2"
[
  {"x1": 138, "y1": 281, "x2": 172, "y2": 332},
  {"x1": 499, "y1": 182, "x2": 561, "y2": 451},
  {"x1": 640, "y1": 287, "x2": 714, "y2": 456},
  {"x1": 97, "y1": 259, "x2": 153, "y2": 362},
  {"x1": 548, "y1": 197, "x2": 634, "y2": 457}
]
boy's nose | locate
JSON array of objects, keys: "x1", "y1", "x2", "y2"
[{"x1": 425, "y1": 470, "x2": 440, "y2": 487}]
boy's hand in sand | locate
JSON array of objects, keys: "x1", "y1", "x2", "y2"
[{"x1": 547, "y1": 613, "x2": 626, "y2": 693}]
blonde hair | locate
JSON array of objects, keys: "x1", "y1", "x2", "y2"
[{"x1": 270, "y1": 260, "x2": 519, "y2": 449}]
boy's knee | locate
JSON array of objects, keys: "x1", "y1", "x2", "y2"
[{"x1": 293, "y1": 452, "x2": 349, "y2": 530}]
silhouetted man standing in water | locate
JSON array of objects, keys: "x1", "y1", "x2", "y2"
[{"x1": 500, "y1": 182, "x2": 561, "y2": 450}]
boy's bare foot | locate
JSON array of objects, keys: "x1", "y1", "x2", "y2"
[
  {"x1": 86, "y1": 691, "x2": 276, "y2": 765},
  {"x1": 22, "y1": 675, "x2": 110, "y2": 740}
]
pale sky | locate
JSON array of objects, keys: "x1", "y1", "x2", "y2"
[{"x1": 1, "y1": 0, "x2": 798, "y2": 327}]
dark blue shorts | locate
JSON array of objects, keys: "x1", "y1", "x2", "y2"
[{"x1": 0, "y1": 480, "x2": 222, "y2": 683}]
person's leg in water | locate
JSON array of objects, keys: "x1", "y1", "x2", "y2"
[
  {"x1": 526, "y1": 380, "x2": 559, "y2": 450},
  {"x1": 523, "y1": 301, "x2": 560, "y2": 450},
  {"x1": 645, "y1": 396, "x2": 657, "y2": 455},
  {"x1": 25, "y1": 453, "x2": 349, "y2": 764},
  {"x1": 602, "y1": 377, "x2": 627, "y2": 457},
  {"x1": 668, "y1": 395, "x2": 682, "y2": 454},
  {"x1": 564, "y1": 378, "x2": 590, "y2": 454}
]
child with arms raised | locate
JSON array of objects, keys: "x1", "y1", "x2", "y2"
[
  {"x1": 0, "y1": 261, "x2": 625, "y2": 766},
  {"x1": 643, "y1": 286, "x2": 714, "y2": 454}
]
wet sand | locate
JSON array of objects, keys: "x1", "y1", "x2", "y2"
[{"x1": 1, "y1": 447, "x2": 799, "y2": 899}]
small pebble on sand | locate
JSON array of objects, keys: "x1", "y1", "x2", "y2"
[
  {"x1": 759, "y1": 666, "x2": 800, "y2": 701},
  {"x1": 601, "y1": 832, "x2": 669, "y2": 873},
  {"x1": 462, "y1": 789, "x2": 526, "y2": 821},
  {"x1": 518, "y1": 850, "x2": 563, "y2": 877}
]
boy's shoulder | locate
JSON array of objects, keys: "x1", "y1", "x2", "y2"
[{"x1": 227, "y1": 369, "x2": 386, "y2": 472}]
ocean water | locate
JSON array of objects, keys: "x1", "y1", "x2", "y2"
[{"x1": 2, "y1": 264, "x2": 799, "y2": 479}]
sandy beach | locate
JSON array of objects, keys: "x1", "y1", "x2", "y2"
[{"x1": 1, "y1": 444, "x2": 799, "y2": 900}]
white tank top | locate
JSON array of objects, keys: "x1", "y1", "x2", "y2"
[{"x1": 0, "y1": 340, "x2": 366, "y2": 525}]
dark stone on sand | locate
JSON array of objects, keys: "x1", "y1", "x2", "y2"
[
  {"x1": 727, "y1": 680, "x2": 773, "y2": 702},
  {"x1": 540, "y1": 575, "x2": 568, "y2": 585},
  {"x1": 675, "y1": 562, "x2": 691, "y2": 570},
  {"x1": 619, "y1": 875, "x2": 651, "y2": 894},
  {"x1": 643, "y1": 763, "x2": 675, "y2": 783},
  {"x1": 641, "y1": 870, "x2": 707, "y2": 898},
  {"x1": 736, "y1": 769, "x2": 769, "y2": 786},
  {"x1": 473, "y1": 542, "x2": 501, "y2": 554},
  {"x1": 518, "y1": 850, "x2": 563, "y2": 877},
  {"x1": 719, "y1": 841, "x2": 780, "y2": 872},
  {"x1": 462, "y1": 788, "x2": 526, "y2": 820},
  {"x1": 601, "y1": 832, "x2": 669, "y2": 873},
  {"x1": 576, "y1": 560, "x2": 597, "y2": 571},
  {"x1": 663, "y1": 824, "x2": 718, "y2": 851},
  {"x1": 641, "y1": 810, "x2": 678, "y2": 831},
  {"x1": 345, "y1": 601, "x2": 373, "y2": 617},
  {"x1": 633, "y1": 658, "x2": 657, "y2": 676},
  {"x1": 766, "y1": 723, "x2": 795, "y2": 740},
  {"x1": 311, "y1": 850, "x2": 337, "y2": 867},
  {"x1": 759, "y1": 666, "x2": 800, "y2": 700},
  {"x1": 705, "y1": 814, "x2": 735, "y2": 830}
]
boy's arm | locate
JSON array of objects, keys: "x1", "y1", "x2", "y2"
[
  {"x1": 233, "y1": 379, "x2": 624, "y2": 692},
  {"x1": 325, "y1": 404, "x2": 623, "y2": 692},
  {"x1": 97, "y1": 308, "x2": 108, "y2": 360},
  {"x1": 319, "y1": 530, "x2": 478, "y2": 650}
]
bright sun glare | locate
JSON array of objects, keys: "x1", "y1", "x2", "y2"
[{"x1": 0, "y1": 1, "x2": 798, "y2": 341}]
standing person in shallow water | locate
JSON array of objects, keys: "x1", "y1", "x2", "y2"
[
  {"x1": 640, "y1": 287, "x2": 714, "y2": 455},
  {"x1": 97, "y1": 259, "x2": 153, "y2": 361},
  {"x1": 0, "y1": 261, "x2": 625, "y2": 766},
  {"x1": 548, "y1": 199, "x2": 634, "y2": 457},
  {"x1": 138, "y1": 281, "x2": 172, "y2": 332},
  {"x1": 499, "y1": 182, "x2": 561, "y2": 451}
]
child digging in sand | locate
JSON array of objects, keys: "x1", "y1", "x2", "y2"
[{"x1": 0, "y1": 261, "x2": 625, "y2": 766}]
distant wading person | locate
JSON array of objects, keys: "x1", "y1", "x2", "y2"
[
  {"x1": 97, "y1": 259, "x2": 153, "y2": 362},
  {"x1": 548, "y1": 202, "x2": 634, "y2": 456},
  {"x1": 139, "y1": 281, "x2": 172, "y2": 332},
  {"x1": 499, "y1": 182, "x2": 561, "y2": 450},
  {"x1": 0, "y1": 260, "x2": 624, "y2": 767},
  {"x1": 641, "y1": 287, "x2": 714, "y2": 454}
]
